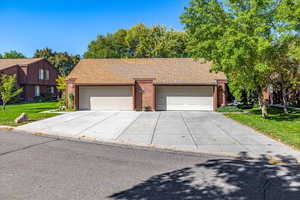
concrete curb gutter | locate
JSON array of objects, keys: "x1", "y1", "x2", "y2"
[
  {"x1": 0, "y1": 125, "x2": 15, "y2": 131},
  {"x1": 12, "y1": 128, "x2": 300, "y2": 165},
  {"x1": 40, "y1": 110, "x2": 73, "y2": 114}
]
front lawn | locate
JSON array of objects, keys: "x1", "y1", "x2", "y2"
[
  {"x1": 0, "y1": 102, "x2": 59, "y2": 126},
  {"x1": 225, "y1": 107, "x2": 300, "y2": 150}
]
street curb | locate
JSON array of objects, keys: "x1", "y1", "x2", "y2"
[
  {"x1": 0, "y1": 125, "x2": 15, "y2": 131},
  {"x1": 11, "y1": 128, "x2": 300, "y2": 164}
]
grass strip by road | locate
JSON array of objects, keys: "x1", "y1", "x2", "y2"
[{"x1": 0, "y1": 102, "x2": 59, "y2": 126}]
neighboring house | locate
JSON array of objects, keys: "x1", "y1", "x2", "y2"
[
  {"x1": 266, "y1": 86, "x2": 300, "y2": 107},
  {"x1": 0, "y1": 58, "x2": 59, "y2": 101},
  {"x1": 66, "y1": 58, "x2": 228, "y2": 111}
]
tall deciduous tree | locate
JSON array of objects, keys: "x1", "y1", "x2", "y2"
[
  {"x1": 34, "y1": 48, "x2": 55, "y2": 59},
  {"x1": 269, "y1": 38, "x2": 300, "y2": 114},
  {"x1": 84, "y1": 24, "x2": 188, "y2": 59},
  {"x1": 0, "y1": 74, "x2": 23, "y2": 110},
  {"x1": 2, "y1": 50, "x2": 26, "y2": 59},
  {"x1": 34, "y1": 48, "x2": 80, "y2": 76},
  {"x1": 181, "y1": 0, "x2": 300, "y2": 118}
]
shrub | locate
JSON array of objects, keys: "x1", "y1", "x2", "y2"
[
  {"x1": 33, "y1": 93, "x2": 54, "y2": 102},
  {"x1": 143, "y1": 104, "x2": 152, "y2": 111},
  {"x1": 68, "y1": 93, "x2": 74, "y2": 109},
  {"x1": 58, "y1": 96, "x2": 66, "y2": 107},
  {"x1": 237, "y1": 104, "x2": 253, "y2": 109},
  {"x1": 41, "y1": 92, "x2": 53, "y2": 101},
  {"x1": 217, "y1": 106, "x2": 243, "y2": 113},
  {"x1": 33, "y1": 96, "x2": 44, "y2": 102}
]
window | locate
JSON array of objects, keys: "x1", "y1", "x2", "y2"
[
  {"x1": 50, "y1": 86, "x2": 55, "y2": 94},
  {"x1": 45, "y1": 70, "x2": 50, "y2": 80},
  {"x1": 39, "y1": 69, "x2": 44, "y2": 80},
  {"x1": 35, "y1": 86, "x2": 40, "y2": 97}
]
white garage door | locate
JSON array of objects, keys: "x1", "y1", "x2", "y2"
[
  {"x1": 156, "y1": 86, "x2": 213, "y2": 111},
  {"x1": 79, "y1": 86, "x2": 133, "y2": 111}
]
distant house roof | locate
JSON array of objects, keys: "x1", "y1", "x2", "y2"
[
  {"x1": 0, "y1": 58, "x2": 44, "y2": 71},
  {"x1": 68, "y1": 58, "x2": 226, "y2": 85}
]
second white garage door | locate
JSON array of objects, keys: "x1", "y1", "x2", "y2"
[
  {"x1": 156, "y1": 86, "x2": 213, "y2": 111},
  {"x1": 79, "y1": 86, "x2": 133, "y2": 110}
]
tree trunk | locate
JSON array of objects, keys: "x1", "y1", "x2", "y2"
[
  {"x1": 282, "y1": 88, "x2": 289, "y2": 115},
  {"x1": 2, "y1": 102, "x2": 6, "y2": 111},
  {"x1": 259, "y1": 97, "x2": 268, "y2": 118}
]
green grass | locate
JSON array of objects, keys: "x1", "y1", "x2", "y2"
[
  {"x1": 0, "y1": 102, "x2": 59, "y2": 126},
  {"x1": 225, "y1": 107, "x2": 300, "y2": 150}
]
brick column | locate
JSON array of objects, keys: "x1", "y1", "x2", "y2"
[
  {"x1": 66, "y1": 78, "x2": 77, "y2": 109},
  {"x1": 135, "y1": 79, "x2": 155, "y2": 111},
  {"x1": 217, "y1": 80, "x2": 228, "y2": 107},
  {"x1": 213, "y1": 85, "x2": 218, "y2": 111}
]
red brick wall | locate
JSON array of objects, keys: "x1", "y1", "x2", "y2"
[
  {"x1": 217, "y1": 80, "x2": 228, "y2": 107},
  {"x1": 25, "y1": 59, "x2": 58, "y2": 86},
  {"x1": 23, "y1": 85, "x2": 34, "y2": 101},
  {"x1": 213, "y1": 85, "x2": 218, "y2": 111},
  {"x1": 135, "y1": 83, "x2": 142, "y2": 111},
  {"x1": 66, "y1": 78, "x2": 77, "y2": 109},
  {"x1": 134, "y1": 80, "x2": 155, "y2": 111}
]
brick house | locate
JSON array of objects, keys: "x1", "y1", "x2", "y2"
[
  {"x1": 265, "y1": 86, "x2": 300, "y2": 107},
  {"x1": 0, "y1": 58, "x2": 59, "y2": 101},
  {"x1": 66, "y1": 58, "x2": 228, "y2": 111}
]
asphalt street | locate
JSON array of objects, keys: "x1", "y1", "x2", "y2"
[{"x1": 0, "y1": 129, "x2": 299, "y2": 200}]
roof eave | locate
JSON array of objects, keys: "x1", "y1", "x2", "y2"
[
  {"x1": 74, "y1": 82, "x2": 135, "y2": 86},
  {"x1": 154, "y1": 82, "x2": 218, "y2": 86},
  {"x1": 0, "y1": 64, "x2": 19, "y2": 72}
]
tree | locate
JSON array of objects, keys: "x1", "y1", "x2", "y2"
[
  {"x1": 112, "y1": 29, "x2": 129, "y2": 58},
  {"x1": 50, "y1": 52, "x2": 80, "y2": 76},
  {"x1": 84, "y1": 24, "x2": 188, "y2": 59},
  {"x1": 181, "y1": 0, "x2": 300, "y2": 118},
  {"x1": 56, "y1": 75, "x2": 67, "y2": 95},
  {"x1": 0, "y1": 74, "x2": 23, "y2": 110},
  {"x1": 269, "y1": 38, "x2": 300, "y2": 114},
  {"x1": 34, "y1": 47, "x2": 55, "y2": 59},
  {"x1": 34, "y1": 48, "x2": 80, "y2": 76},
  {"x1": 127, "y1": 24, "x2": 188, "y2": 58},
  {"x1": 56, "y1": 75, "x2": 67, "y2": 109},
  {"x1": 2, "y1": 50, "x2": 26, "y2": 58}
]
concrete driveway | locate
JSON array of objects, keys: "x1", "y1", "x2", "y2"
[{"x1": 17, "y1": 111, "x2": 300, "y2": 159}]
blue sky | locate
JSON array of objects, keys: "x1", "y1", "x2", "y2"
[{"x1": 0, "y1": 0, "x2": 188, "y2": 57}]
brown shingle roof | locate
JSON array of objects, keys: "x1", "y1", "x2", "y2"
[
  {"x1": 68, "y1": 58, "x2": 226, "y2": 84},
  {"x1": 0, "y1": 58, "x2": 44, "y2": 71}
]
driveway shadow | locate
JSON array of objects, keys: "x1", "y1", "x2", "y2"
[{"x1": 109, "y1": 153, "x2": 300, "y2": 200}]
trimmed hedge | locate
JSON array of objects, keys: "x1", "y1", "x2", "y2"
[{"x1": 217, "y1": 105, "x2": 243, "y2": 113}]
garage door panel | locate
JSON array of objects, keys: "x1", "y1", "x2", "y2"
[
  {"x1": 156, "y1": 86, "x2": 213, "y2": 111},
  {"x1": 79, "y1": 86, "x2": 133, "y2": 111}
]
